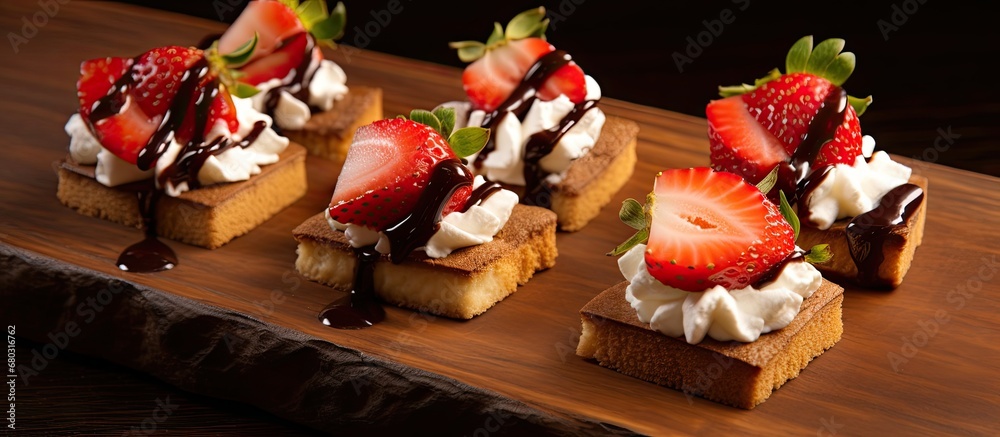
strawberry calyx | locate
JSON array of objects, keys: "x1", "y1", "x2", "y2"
[
  {"x1": 281, "y1": 0, "x2": 346, "y2": 48},
  {"x1": 718, "y1": 36, "x2": 873, "y2": 116},
  {"x1": 400, "y1": 107, "x2": 490, "y2": 158},
  {"x1": 448, "y1": 7, "x2": 549, "y2": 63},
  {"x1": 205, "y1": 33, "x2": 262, "y2": 98}
]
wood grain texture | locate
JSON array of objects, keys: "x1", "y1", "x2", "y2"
[{"x1": 1, "y1": 2, "x2": 999, "y2": 435}]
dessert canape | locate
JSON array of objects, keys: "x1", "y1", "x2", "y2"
[
  {"x1": 577, "y1": 168, "x2": 843, "y2": 409},
  {"x1": 217, "y1": 0, "x2": 382, "y2": 162},
  {"x1": 707, "y1": 36, "x2": 927, "y2": 288},
  {"x1": 439, "y1": 7, "x2": 639, "y2": 231},
  {"x1": 293, "y1": 108, "x2": 557, "y2": 326},
  {"x1": 58, "y1": 41, "x2": 306, "y2": 270}
]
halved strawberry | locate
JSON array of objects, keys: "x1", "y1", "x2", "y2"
[
  {"x1": 77, "y1": 57, "x2": 131, "y2": 120},
  {"x1": 709, "y1": 36, "x2": 873, "y2": 191},
  {"x1": 237, "y1": 31, "x2": 309, "y2": 86},
  {"x1": 329, "y1": 118, "x2": 471, "y2": 231},
  {"x1": 450, "y1": 8, "x2": 587, "y2": 112},
  {"x1": 641, "y1": 168, "x2": 795, "y2": 291},
  {"x1": 218, "y1": 0, "x2": 305, "y2": 59}
]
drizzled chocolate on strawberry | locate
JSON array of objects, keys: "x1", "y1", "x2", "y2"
[
  {"x1": 706, "y1": 36, "x2": 925, "y2": 287},
  {"x1": 320, "y1": 109, "x2": 498, "y2": 329},
  {"x1": 449, "y1": 7, "x2": 601, "y2": 208},
  {"x1": 215, "y1": 0, "x2": 347, "y2": 125}
]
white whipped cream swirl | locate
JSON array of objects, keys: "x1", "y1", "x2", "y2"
[
  {"x1": 442, "y1": 75, "x2": 605, "y2": 186},
  {"x1": 249, "y1": 59, "x2": 348, "y2": 130},
  {"x1": 619, "y1": 244, "x2": 822, "y2": 344},
  {"x1": 65, "y1": 96, "x2": 289, "y2": 196},
  {"x1": 326, "y1": 175, "x2": 518, "y2": 258},
  {"x1": 803, "y1": 136, "x2": 912, "y2": 229}
]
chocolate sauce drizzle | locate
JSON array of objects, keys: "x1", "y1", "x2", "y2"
[
  {"x1": 259, "y1": 33, "x2": 322, "y2": 121},
  {"x1": 87, "y1": 53, "x2": 270, "y2": 272},
  {"x1": 783, "y1": 86, "x2": 926, "y2": 286},
  {"x1": 845, "y1": 183, "x2": 924, "y2": 288},
  {"x1": 752, "y1": 250, "x2": 804, "y2": 288},
  {"x1": 116, "y1": 190, "x2": 177, "y2": 272},
  {"x1": 320, "y1": 160, "x2": 496, "y2": 329},
  {"x1": 472, "y1": 50, "x2": 601, "y2": 208}
]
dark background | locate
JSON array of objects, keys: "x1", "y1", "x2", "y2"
[{"x1": 120, "y1": 0, "x2": 999, "y2": 176}]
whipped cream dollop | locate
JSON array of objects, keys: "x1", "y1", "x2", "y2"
[
  {"x1": 65, "y1": 96, "x2": 289, "y2": 196},
  {"x1": 619, "y1": 244, "x2": 822, "y2": 344},
  {"x1": 326, "y1": 175, "x2": 518, "y2": 258},
  {"x1": 442, "y1": 75, "x2": 605, "y2": 186},
  {"x1": 803, "y1": 136, "x2": 912, "y2": 229},
  {"x1": 249, "y1": 59, "x2": 348, "y2": 130}
]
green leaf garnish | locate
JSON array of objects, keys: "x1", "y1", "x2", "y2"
[
  {"x1": 619, "y1": 198, "x2": 646, "y2": 230},
  {"x1": 778, "y1": 190, "x2": 800, "y2": 241},
  {"x1": 607, "y1": 228, "x2": 648, "y2": 257},
  {"x1": 449, "y1": 7, "x2": 550, "y2": 63},
  {"x1": 433, "y1": 107, "x2": 456, "y2": 139},
  {"x1": 805, "y1": 244, "x2": 832, "y2": 264},
  {"x1": 824, "y1": 52, "x2": 856, "y2": 86},
  {"x1": 805, "y1": 38, "x2": 846, "y2": 77},
  {"x1": 296, "y1": 0, "x2": 345, "y2": 46},
  {"x1": 785, "y1": 35, "x2": 812, "y2": 73},
  {"x1": 448, "y1": 127, "x2": 490, "y2": 158},
  {"x1": 220, "y1": 33, "x2": 258, "y2": 67},
  {"x1": 756, "y1": 165, "x2": 780, "y2": 194},
  {"x1": 848, "y1": 94, "x2": 873, "y2": 116},
  {"x1": 718, "y1": 69, "x2": 781, "y2": 98},
  {"x1": 409, "y1": 109, "x2": 441, "y2": 133},
  {"x1": 231, "y1": 82, "x2": 260, "y2": 98}
]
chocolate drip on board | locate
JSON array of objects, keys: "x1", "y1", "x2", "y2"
[
  {"x1": 317, "y1": 245, "x2": 386, "y2": 329},
  {"x1": 116, "y1": 189, "x2": 177, "y2": 273}
]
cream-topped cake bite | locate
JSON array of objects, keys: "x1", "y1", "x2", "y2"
[
  {"x1": 216, "y1": 0, "x2": 382, "y2": 162},
  {"x1": 439, "y1": 7, "x2": 639, "y2": 231},
  {"x1": 58, "y1": 41, "x2": 307, "y2": 271},
  {"x1": 706, "y1": 36, "x2": 926, "y2": 288},
  {"x1": 294, "y1": 109, "x2": 557, "y2": 327},
  {"x1": 577, "y1": 168, "x2": 844, "y2": 409}
]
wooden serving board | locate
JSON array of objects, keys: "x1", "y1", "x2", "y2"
[{"x1": 2, "y1": 3, "x2": 998, "y2": 435}]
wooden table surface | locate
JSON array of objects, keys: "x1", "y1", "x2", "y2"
[{"x1": 2, "y1": 2, "x2": 999, "y2": 435}]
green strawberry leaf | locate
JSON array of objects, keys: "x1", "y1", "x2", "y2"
[
  {"x1": 448, "y1": 127, "x2": 490, "y2": 158},
  {"x1": 805, "y1": 244, "x2": 833, "y2": 264},
  {"x1": 805, "y1": 38, "x2": 846, "y2": 77},
  {"x1": 785, "y1": 35, "x2": 812, "y2": 73},
  {"x1": 848, "y1": 94, "x2": 873, "y2": 116},
  {"x1": 310, "y1": 2, "x2": 346, "y2": 42},
  {"x1": 220, "y1": 33, "x2": 258, "y2": 67},
  {"x1": 779, "y1": 190, "x2": 800, "y2": 241},
  {"x1": 718, "y1": 69, "x2": 781, "y2": 97},
  {"x1": 505, "y1": 7, "x2": 548, "y2": 40},
  {"x1": 296, "y1": 0, "x2": 326, "y2": 27},
  {"x1": 824, "y1": 52, "x2": 856, "y2": 86},
  {"x1": 231, "y1": 82, "x2": 261, "y2": 99},
  {"x1": 449, "y1": 41, "x2": 486, "y2": 62},
  {"x1": 433, "y1": 107, "x2": 456, "y2": 139},
  {"x1": 607, "y1": 228, "x2": 648, "y2": 257},
  {"x1": 486, "y1": 22, "x2": 505, "y2": 46},
  {"x1": 619, "y1": 198, "x2": 646, "y2": 230},
  {"x1": 409, "y1": 109, "x2": 441, "y2": 134},
  {"x1": 756, "y1": 165, "x2": 780, "y2": 194}
]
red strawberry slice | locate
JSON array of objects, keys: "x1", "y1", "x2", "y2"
[
  {"x1": 461, "y1": 38, "x2": 586, "y2": 112},
  {"x1": 77, "y1": 56, "x2": 131, "y2": 119},
  {"x1": 707, "y1": 96, "x2": 789, "y2": 186},
  {"x1": 237, "y1": 31, "x2": 310, "y2": 86},
  {"x1": 816, "y1": 104, "x2": 861, "y2": 166},
  {"x1": 644, "y1": 168, "x2": 796, "y2": 292},
  {"x1": 218, "y1": 0, "x2": 305, "y2": 62},
  {"x1": 329, "y1": 118, "x2": 471, "y2": 231},
  {"x1": 131, "y1": 46, "x2": 204, "y2": 118}
]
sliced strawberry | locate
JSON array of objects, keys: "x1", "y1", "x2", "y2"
[
  {"x1": 218, "y1": 0, "x2": 304, "y2": 62},
  {"x1": 457, "y1": 34, "x2": 586, "y2": 112},
  {"x1": 237, "y1": 31, "x2": 310, "y2": 86},
  {"x1": 130, "y1": 46, "x2": 204, "y2": 118},
  {"x1": 644, "y1": 168, "x2": 796, "y2": 292},
  {"x1": 816, "y1": 104, "x2": 862, "y2": 166},
  {"x1": 707, "y1": 96, "x2": 789, "y2": 185},
  {"x1": 329, "y1": 118, "x2": 470, "y2": 231},
  {"x1": 742, "y1": 72, "x2": 833, "y2": 157},
  {"x1": 77, "y1": 57, "x2": 131, "y2": 119}
]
